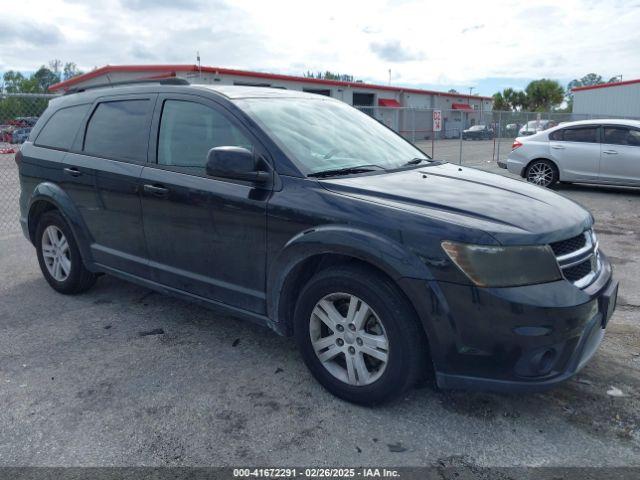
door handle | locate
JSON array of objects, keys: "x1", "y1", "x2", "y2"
[
  {"x1": 63, "y1": 167, "x2": 82, "y2": 177},
  {"x1": 551, "y1": 144, "x2": 565, "y2": 150},
  {"x1": 143, "y1": 184, "x2": 170, "y2": 198},
  {"x1": 602, "y1": 150, "x2": 618, "y2": 155}
]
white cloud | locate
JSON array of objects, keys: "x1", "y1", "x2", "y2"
[{"x1": 0, "y1": 0, "x2": 639, "y2": 89}]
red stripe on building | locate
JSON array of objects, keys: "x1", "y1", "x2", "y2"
[
  {"x1": 48, "y1": 64, "x2": 492, "y2": 100},
  {"x1": 571, "y1": 78, "x2": 640, "y2": 92}
]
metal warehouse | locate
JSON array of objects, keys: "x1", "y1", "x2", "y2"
[
  {"x1": 572, "y1": 78, "x2": 640, "y2": 118},
  {"x1": 49, "y1": 65, "x2": 493, "y2": 138}
]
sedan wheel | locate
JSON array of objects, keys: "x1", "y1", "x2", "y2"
[
  {"x1": 310, "y1": 293, "x2": 389, "y2": 386},
  {"x1": 526, "y1": 160, "x2": 558, "y2": 187}
]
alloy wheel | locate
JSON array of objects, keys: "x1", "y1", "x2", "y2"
[
  {"x1": 41, "y1": 225, "x2": 71, "y2": 282},
  {"x1": 309, "y1": 293, "x2": 389, "y2": 386},
  {"x1": 527, "y1": 162, "x2": 554, "y2": 186}
]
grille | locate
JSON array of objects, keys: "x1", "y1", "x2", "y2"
[
  {"x1": 563, "y1": 258, "x2": 594, "y2": 282},
  {"x1": 550, "y1": 233, "x2": 587, "y2": 257},
  {"x1": 550, "y1": 230, "x2": 599, "y2": 288}
]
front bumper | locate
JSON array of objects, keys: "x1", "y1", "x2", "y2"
[{"x1": 400, "y1": 254, "x2": 617, "y2": 393}]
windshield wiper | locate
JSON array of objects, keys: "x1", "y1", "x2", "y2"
[
  {"x1": 308, "y1": 165, "x2": 383, "y2": 178},
  {"x1": 403, "y1": 157, "x2": 441, "y2": 167},
  {"x1": 405, "y1": 158, "x2": 426, "y2": 165}
]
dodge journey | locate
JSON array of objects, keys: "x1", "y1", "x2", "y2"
[{"x1": 18, "y1": 80, "x2": 618, "y2": 404}]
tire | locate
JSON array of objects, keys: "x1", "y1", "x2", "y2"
[
  {"x1": 35, "y1": 210, "x2": 97, "y2": 294},
  {"x1": 293, "y1": 264, "x2": 426, "y2": 405},
  {"x1": 525, "y1": 159, "x2": 558, "y2": 188}
]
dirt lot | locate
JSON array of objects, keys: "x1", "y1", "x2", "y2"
[{"x1": 1, "y1": 151, "x2": 639, "y2": 467}]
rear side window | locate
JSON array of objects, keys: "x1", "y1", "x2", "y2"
[
  {"x1": 84, "y1": 100, "x2": 151, "y2": 162},
  {"x1": 560, "y1": 127, "x2": 598, "y2": 143},
  {"x1": 35, "y1": 104, "x2": 90, "y2": 150},
  {"x1": 157, "y1": 100, "x2": 253, "y2": 172},
  {"x1": 549, "y1": 129, "x2": 563, "y2": 141},
  {"x1": 603, "y1": 127, "x2": 640, "y2": 146}
]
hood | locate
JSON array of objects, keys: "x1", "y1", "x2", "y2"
[{"x1": 320, "y1": 163, "x2": 591, "y2": 245}]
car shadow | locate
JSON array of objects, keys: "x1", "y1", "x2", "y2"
[{"x1": 555, "y1": 182, "x2": 640, "y2": 196}]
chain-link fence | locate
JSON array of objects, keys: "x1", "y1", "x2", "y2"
[
  {"x1": 0, "y1": 93, "x2": 58, "y2": 234},
  {"x1": 1, "y1": 93, "x2": 639, "y2": 234},
  {"x1": 356, "y1": 106, "x2": 640, "y2": 168}
]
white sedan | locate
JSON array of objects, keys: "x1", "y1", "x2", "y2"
[{"x1": 502, "y1": 119, "x2": 640, "y2": 188}]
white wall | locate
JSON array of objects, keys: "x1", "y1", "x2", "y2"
[{"x1": 573, "y1": 83, "x2": 640, "y2": 118}]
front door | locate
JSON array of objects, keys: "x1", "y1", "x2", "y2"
[
  {"x1": 599, "y1": 126, "x2": 640, "y2": 185},
  {"x1": 140, "y1": 95, "x2": 270, "y2": 314}
]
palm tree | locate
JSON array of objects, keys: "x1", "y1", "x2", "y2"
[{"x1": 525, "y1": 79, "x2": 564, "y2": 111}]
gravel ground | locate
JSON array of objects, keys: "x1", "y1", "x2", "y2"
[{"x1": 0, "y1": 151, "x2": 639, "y2": 468}]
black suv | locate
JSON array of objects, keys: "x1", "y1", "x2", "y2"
[{"x1": 18, "y1": 81, "x2": 618, "y2": 404}]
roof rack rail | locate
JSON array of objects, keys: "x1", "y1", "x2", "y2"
[{"x1": 63, "y1": 77, "x2": 190, "y2": 95}]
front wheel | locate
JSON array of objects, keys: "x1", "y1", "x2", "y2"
[
  {"x1": 525, "y1": 159, "x2": 558, "y2": 188},
  {"x1": 294, "y1": 264, "x2": 426, "y2": 405}
]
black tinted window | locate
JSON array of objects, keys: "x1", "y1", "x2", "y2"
[
  {"x1": 549, "y1": 129, "x2": 563, "y2": 141},
  {"x1": 158, "y1": 100, "x2": 253, "y2": 172},
  {"x1": 561, "y1": 127, "x2": 598, "y2": 143},
  {"x1": 35, "y1": 104, "x2": 90, "y2": 150},
  {"x1": 604, "y1": 127, "x2": 640, "y2": 146},
  {"x1": 84, "y1": 100, "x2": 151, "y2": 162}
]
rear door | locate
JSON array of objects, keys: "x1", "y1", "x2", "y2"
[
  {"x1": 599, "y1": 126, "x2": 640, "y2": 185},
  {"x1": 139, "y1": 94, "x2": 270, "y2": 313},
  {"x1": 62, "y1": 94, "x2": 156, "y2": 277},
  {"x1": 548, "y1": 125, "x2": 600, "y2": 181}
]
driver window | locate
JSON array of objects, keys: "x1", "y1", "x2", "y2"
[{"x1": 158, "y1": 100, "x2": 253, "y2": 174}]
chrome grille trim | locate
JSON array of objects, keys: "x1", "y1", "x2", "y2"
[{"x1": 552, "y1": 230, "x2": 600, "y2": 288}]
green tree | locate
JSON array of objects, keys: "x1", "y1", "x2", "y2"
[
  {"x1": 567, "y1": 73, "x2": 603, "y2": 91},
  {"x1": 63, "y1": 62, "x2": 83, "y2": 81},
  {"x1": 2, "y1": 71, "x2": 27, "y2": 93},
  {"x1": 304, "y1": 70, "x2": 356, "y2": 82},
  {"x1": 492, "y1": 92, "x2": 509, "y2": 110},
  {"x1": 32, "y1": 66, "x2": 61, "y2": 92},
  {"x1": 525, "y1": 79, "x2": 564, "y2": 111},
  {"x1": 491, "y1": 88, "x2": 528, "y2": 111}
]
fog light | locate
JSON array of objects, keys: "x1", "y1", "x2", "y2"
[{"x1": 532, "y1": 348, "x2": 557, "y2": 375}]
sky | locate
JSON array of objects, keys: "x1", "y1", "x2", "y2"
[{"x1": 1, "y1": 0, "x2": 639, "y2": 96}]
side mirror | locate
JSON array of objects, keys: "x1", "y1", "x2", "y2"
[{"x1": 205, "y1": 146, "x2": 271, "y2": 184}]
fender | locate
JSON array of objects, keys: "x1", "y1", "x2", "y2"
[
  {"x1": 27, "y1": 182, "x2": 95, "y2": 268},
  {"x1": 266, "y1": 224, "x2": 435, "y2": 329}
]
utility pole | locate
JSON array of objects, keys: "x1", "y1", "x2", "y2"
[
  {"x1": 468, "y1": 86, "x2": 474, "y2": 96},
  {"x1": 197, "y1": 51, "x2": 202, "y2": 79},
  {"x1": 388, "y1": 69, "x2": 391, "y2": 86}
]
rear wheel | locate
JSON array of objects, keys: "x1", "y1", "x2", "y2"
[
  {"x1": 294, "y1": 264, "x2": 425, "y2": 405},
  {"x1": 526, "y1": 159, "x2": 558, "y2": 188},
  {"x1": 35, "y1": 211, "x2": 97, "y2": 294}
]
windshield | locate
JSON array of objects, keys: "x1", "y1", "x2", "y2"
[
  {"x1": 237, "y1": 98, "x2": 428, "y2": 174},
  {"x1": 525, "y1": 120, "x2": 549, "y2": 128},
  {"x1": 469, "y1": 125, "x2": 485, "y2": 131}
]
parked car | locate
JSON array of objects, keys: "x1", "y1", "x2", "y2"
[
  {"x1": 11, "y1": 116, "x2": 39, "y2": 127},
  {"x1": 462, "y1": 124, "x2": 494, "y2": 140},
  {"x1": 18, "y1": 81, "x2": 617, "y2": 404},
  {"x1": 0, "y1": 125, "x2": 15, "y2": 143},
  {"x1": 11, "y1": 127, "x2": 31, "y2": 144},
  {"x1": 518, "y1": 119, "x2": 557, "y2": 136},
  {"x1": 504, "y1": 119, "x2": 640, "y2": 188}
]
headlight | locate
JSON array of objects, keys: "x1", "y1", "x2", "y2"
[{"x1": 441, "y1": 241, "x2": 562, "y2": 287}]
